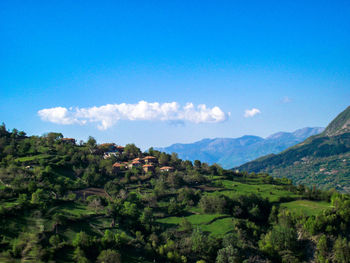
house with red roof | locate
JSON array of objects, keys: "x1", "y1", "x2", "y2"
[
  {"x1": 143, "y1": 156, "x2": 157, "y2": 164},
  {"x1": 129, "y1": 160, "x2": 142, "y2": 169},
  {"x1": 112, "y1": 162, "x2": 126, "y2": 173},
  {"x1": 116, "y1": 145, "x2": 125, "y2": 153}
]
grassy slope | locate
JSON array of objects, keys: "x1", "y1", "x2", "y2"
[
  {"x1": 156, "y1": 177, "x2": 330, "y2": 237},
  {"x1": 280, "y1": 200, "x2": 332, "y2": 216}
]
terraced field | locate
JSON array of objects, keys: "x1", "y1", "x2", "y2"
[{"x1": 280, "y1": 200, "x2": 333, "y2": 216}]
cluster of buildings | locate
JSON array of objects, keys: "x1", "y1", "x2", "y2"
[
  {"x1": 112, "y1": 155, "x2": 174, "y2": 174},
  {"x1": 94, "y1": 142, "x2": 175, "y2": 174}
]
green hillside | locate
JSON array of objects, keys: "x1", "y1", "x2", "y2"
[
  {"x1": 1, "y1": 124, "x2": 350, "y2": 263},
  {"x1": 238, "y1": 106, "x2": 350, "y2": 192}
]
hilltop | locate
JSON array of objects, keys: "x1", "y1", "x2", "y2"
[
  {"x1": 156, "y1": 127, "x2": 324, "y2": 168},
  {"x1": 238, "y1": 106, "x2": 350, "y2": 192}
]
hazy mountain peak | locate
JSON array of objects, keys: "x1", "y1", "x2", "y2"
[
  {"x1": 266, "y1": 132, "x2": 292, "y2": 140},
  {"x1": 156, "y1": 127, "x2": 324, "y2": 168},
  {"x1": 292, "y1": 127, "x2": 325, "y2": 138}
]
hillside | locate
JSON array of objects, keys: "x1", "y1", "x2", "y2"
[
  {"x1": 2, "y1": 124, "x2": 350, "y2": 262},
  {"x1": 156, "y1": 127, "x2": 324, "y2": 168},
  {"x1": 238, "y1": 106, "x2": 350, "y2": 192}
]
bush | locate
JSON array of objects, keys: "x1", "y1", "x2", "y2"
[
  {"x1": 97, "y1": 249, "x2": 121, "y2": 263},
  {"x1": 199, "y1": 195, "x2": 226, "y2": 214}
]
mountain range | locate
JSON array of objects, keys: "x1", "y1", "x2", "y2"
[
  {"x1": 156, "y1": 127, "x2": 324, "y2": 169},
  {"x1": 238, "y1": 106, "x2": 350, "y2": 192}
]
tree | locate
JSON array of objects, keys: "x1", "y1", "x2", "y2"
[
  {"x1": 122, "y1": 201, "x2": 139, "y2": 218},
  {"x1": 73, "y1": 231, "x2": 92, "y2": 249},
  {"x1": 170, "y1": 152, "x2": 181, "y2": 167},
  {"x1": 199, "y1": 195, "x2": 226, "y2": 214},
  {"x1": 52, "y1": 213, "x2": 66, "y2": 234},
  {"x1": 194, "y1": 160, "x2": 201, "y2": 169},
  {"x1": 73, "y1": 247, "x2": 90, "y2": 263},
  {"x1": 123, "y1": 143, "x2": 141, "y2": 159},
  {"x1": 179, "y1": 218, "x2": 192, "y2": 232},
  {"x1": 159, "y1": 152, "x2": 170, "y2": 166},
  {"x1": 168, "y1": 197, "x2": 182, "y2": 215},
  {"x1": 333, "y1": 236, "x2": 350, "y2": 263},
  {"x1": 0, "y1": 122, "x2": 6, "y2": 136},
  {"x1": 259, "y1": 224, "x2": 298, "y2": 258},
  {"x1": 97, "y1": 249, "x2": 121, "y2": 263},
  {"x1": 216, "y1": 245, "x2": 240, "y2": 263},
  {"x1": 154, "y1": 179, "x2": 167, "y2": 197},
  {"x1": 315, "y1": 234, "x2": 328, "y2": 263},
  {"x1": 140, "y1": 207, "x2": 153, "y2": 225},
  {"x1": 45, "y1": 132, "x2": 63, "y2": 145},
  {"x1": 86, "y1": 136, "x2": 97, "y2": 154},
  {"x1": 209, "y1": 164, "x2": 223, "y2": 176},
  {"x1": 49, "y1": 235, "x2": 61, "y2": 249},
  {"x1": 167, "y1": 172, "x2": 184, "y2": 188},
  {"x1": 191, "y1": 229, "x2": 220, "y2": 261},
  {"x1": 31, "y1": 189, "x2": 47, "y2": 206}
]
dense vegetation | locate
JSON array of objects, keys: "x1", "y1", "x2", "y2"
[
  {"x1": 238, "y1": 106, "x2": 350, "y2": 192},
  {"x1": 1, "y1": 123, "x2": 350, "y2": 262}
]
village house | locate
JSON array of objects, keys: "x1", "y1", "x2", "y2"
[
  {"x1": 116, "y1": 145, "x2": 125, "y2": 153},
  {"x1": 129, "y1": 160, "x2": 142, "y2": 169},
  {"x1": 112, "y1": 162, "x2": 123, "y2": 173},
  {"x1": 122, "y1": 161, "x2": 129, "y2": 168},
  {"x1": 103, "y1": 152, "x2": 117, "y2": 159},
  {"x1": 160, "y1": 166, "x2": 174, "y2": 172},
  {"x1": 142, "y1": 164, "x2": 154, "y2": 173},
  {"x1": 143, "y1": 156, "x2": 157, "y2": 164}
]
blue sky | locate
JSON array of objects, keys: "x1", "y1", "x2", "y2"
[{"x1": 1, "y1": 0, "x2": 349, "y2": 149}]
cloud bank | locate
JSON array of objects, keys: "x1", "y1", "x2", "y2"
[
  {"x1": 38, "y1": 101, "x2": 228, "y2": 130},
  {"x1": 244, "y1": 108, "x2": 261, "y2": 118}
]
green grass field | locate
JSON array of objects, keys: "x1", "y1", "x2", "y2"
[
  {"x1": 208, "y1": 179, "x2": 299, "y2": 202},
  {"x1": 15, "y1": 154, "x2": 51, "y2": 162},
  {"x1": 200, "y1": 217, "x2": 235, "y2": 236},
  {"x1": 0, "y1": 199, "x2": 19, "y2": 209},
  {"x1": 280, "y1": 200, "x2": 332, "y2": 216},
  {"x1": 157, "y1": 213, "x2": 226, "y2": 226},
  {"x1": 155, "y1": 178, "x2": 306, "y2": 236},
  {"x1": 53, "y1": 202, "x2": 95, "y2": 217}
]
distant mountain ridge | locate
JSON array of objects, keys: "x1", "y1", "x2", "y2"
[
  {"x1": 156, "y1": 127, "x2": 324, "y2": 168},
  {"x1": 238, "y1": 106, "x2": 350, "y2": 192}
]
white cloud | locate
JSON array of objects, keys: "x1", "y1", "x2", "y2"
[
  {"x1": 244, "y1": 108, "x2": 261, "y2": 118},
  {"x1": 38, "y1": 101, "x2": 228, "y2": 130},
  {"x1": 38, "y1": 107, "x2": 79, "y2": 125}
]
